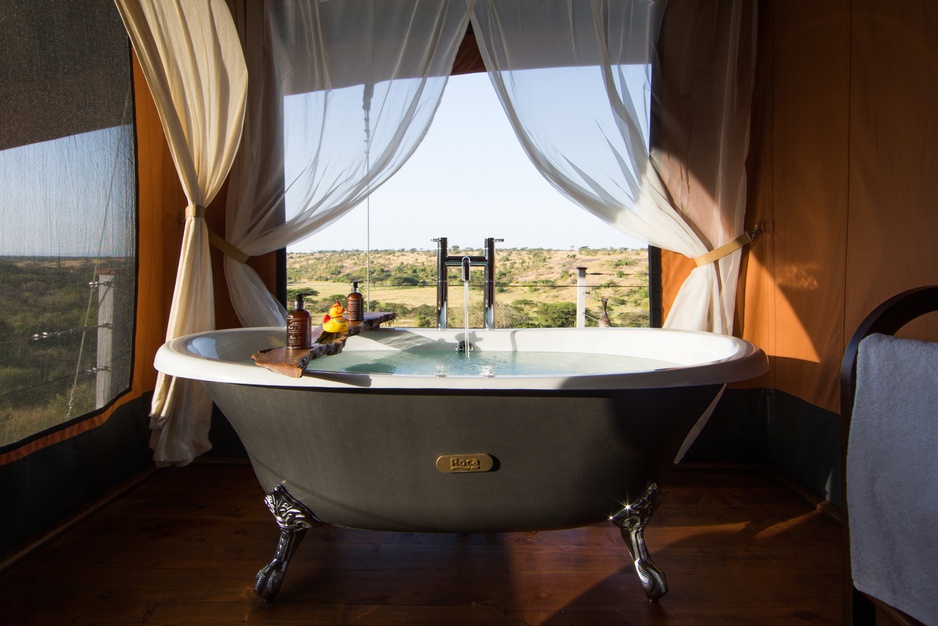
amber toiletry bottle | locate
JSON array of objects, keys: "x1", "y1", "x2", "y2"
[
  {"x1": 286, "y1": 293, "x2": 312, "y2": 349},
  {"x1": 346, "y1": 282, "x2": 364, "y2": 322}
]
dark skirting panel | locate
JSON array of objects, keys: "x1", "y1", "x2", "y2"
[{"x1": 0, "y1": 395, "x2": 152, "y2": 557}]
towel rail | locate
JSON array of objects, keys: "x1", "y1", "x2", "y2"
[{"x1": 840, "y1": 285, "x2": 938, "y2": 626}]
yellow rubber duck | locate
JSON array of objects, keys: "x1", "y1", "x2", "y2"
[{"x1": 321, "y1": 300, "x2": 349, "y2": 333}]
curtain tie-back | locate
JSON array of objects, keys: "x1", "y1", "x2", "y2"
[
  {"x1": 694, "y1": 223, "x2": 765, "y2": 268},
  {"x1": 184, "y1": 204, "x2": 250, "y2": 263},
  {"x1": 208, "y1": 230, "x2": 250, "y2": 264}
]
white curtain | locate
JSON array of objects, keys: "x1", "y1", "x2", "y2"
[
  {"x1": 471, "y1": 0, "x2": 756, "y2": 333},
  {"x1": 114, "y1": 0, "x2": 248, "y2": 465},
  {"x1": 223, "y1": 0, "x2": 472, "y2": 327}
]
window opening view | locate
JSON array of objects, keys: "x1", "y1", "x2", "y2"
[
  {"x1": 0, "y1": 1, "x2": 137, "y2": 449},
  {"x1": 286, "y1": 70, "x2": 652, "y2": 330}
]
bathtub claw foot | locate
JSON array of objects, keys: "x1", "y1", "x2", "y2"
[
  {"x1": 610, "y1": 482, "x2": 668, "y2": 602},
  {"x1": 255, "y1": 485, "x2": 322, "y2": 602}
]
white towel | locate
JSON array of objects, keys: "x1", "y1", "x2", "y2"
[{"x1": 847, "y1": 333, "x2": 938, "y2": 625}]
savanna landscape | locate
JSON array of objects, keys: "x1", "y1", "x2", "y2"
[
  {"x1": 0, "y1": 257, "x2": 135, "y2": 447},
  {"x1": 287, "y1": 246, "x2": 650, "y2": 328}
]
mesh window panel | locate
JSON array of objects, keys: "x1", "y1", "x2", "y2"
[{"x1": 0, "y1": 0, "x2": 136, "y2": 449}]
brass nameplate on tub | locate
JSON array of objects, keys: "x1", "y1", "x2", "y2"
[{"x1": 435, "y1": 453, "x2": 495, "y2": 474}]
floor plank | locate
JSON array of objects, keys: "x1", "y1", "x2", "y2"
[{"x1": 0, "y1": 463, "x2": 841, "y2": 625}]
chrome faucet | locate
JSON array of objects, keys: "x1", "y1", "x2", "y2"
[{"x1": 432, "y1": 237, "x2": 502, "y2": 330}]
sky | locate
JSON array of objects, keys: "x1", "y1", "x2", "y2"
[
  {"x1": 0, "y1": 126, "x2": 136, "y2": 257},
  {"x1": 289, "y1": 72, "x2": 646, "y2": 252}
]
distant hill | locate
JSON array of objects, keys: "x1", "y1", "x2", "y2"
[{"x1": 287, "y1": 247, "x2": 649, "y2": 328}]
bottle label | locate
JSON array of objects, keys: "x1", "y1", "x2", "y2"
[
  {"x1": 347, "y1": 296, "x2": 363, "y2": 321},
  {"x1": 286, "y1": 317, "x2": 310, "y2": 349}
]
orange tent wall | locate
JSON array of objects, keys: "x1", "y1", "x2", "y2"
[
  {"x1": 134, "y1": 55, "x2": 185, "y2": 398},
  {"x1": 663, "y1": 0, "x2": 938, "y2": 416}
]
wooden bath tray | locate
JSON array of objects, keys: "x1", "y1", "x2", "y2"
[{"x1": 251, "y1": 311, "x2": 396, "y2": 378}]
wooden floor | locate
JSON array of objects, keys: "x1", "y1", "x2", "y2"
[{"x1": 0, "y1": 463, "x2": 843, "y2": 625}]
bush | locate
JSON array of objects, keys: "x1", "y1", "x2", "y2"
[
  {"x1": 412, "y1": 304, "x2": 436, "y2": 328},
  {"x1": 535, "y1": 302, "x2": 577, "y2": 328}
]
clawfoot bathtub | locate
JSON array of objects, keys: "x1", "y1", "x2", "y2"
[{"x1": 155, "y1": 325, "x2": 767, "y2": 602}]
